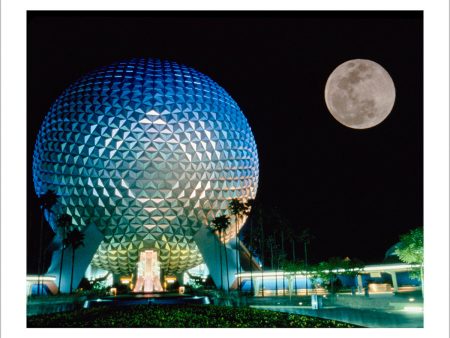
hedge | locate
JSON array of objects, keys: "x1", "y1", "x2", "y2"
[{"x1": 27, "y1": 304, "x2": 359, "y2": 328}]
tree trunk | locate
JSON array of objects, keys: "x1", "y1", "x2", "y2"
[
  {"x1": 37, "y1": 215, "x2": 45, "y2": 295},
  {"x1": 292, "y1": 239, "x2": 295, "y2": 261},
  {"x1": 294, "y1": 271, "x2": 298, "y2": 296},
  {"x1": 271, "y1": 244, "x2": 277, "y2": 295},
  {"x1": 270, "y1": 245, "x2": 274, "y2": 270},
  {"x1": 281, "y1": 231, "x2": 285, "y2": 296},
  {"x1": 261, "y1": 263, "x2": 264, "y2": 297},
  {"x1": 58, "y1": 246, "x2": 65, "y2": 294},
  {"x1": 250, "y1": 218, "x2": 253, "y2": 294},
  {"x1": 275, "y1": 260, "x2": 278, "y2": 296},
  {"x1": 70, "y1": 247, "x2": 75, "y2": 294},
  {"x1": 58, "y1": 228, "x2": 66, "y2": 294},
  {"x1": 218, "y1": 231, "x2": 223, "y2": 291},
  {"x1": 304, "y1": 242, "x2": 308, "y2": 296},
  {"x1": 292, "y1": 240, "x2": 297, "y2": 294},
  {"x1": 235, "y1": 217, "x2": 239, "y2": 292},
  {"x1": 260, "y1": 223, "x2": 264, "y2": 297},
  {"x1": 420, "y1": 265, "x2": 424, "y2": 298},
  {"x1": 223, "y1": 233, "x2": 230, "y2": 292}
]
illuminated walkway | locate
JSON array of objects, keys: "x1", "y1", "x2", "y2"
[
  {"x1": 252, "y1": 305, "x2": 423, "y2": 328},
  {"x1": 251, "y1": 293, "x2": 423, "y2": 328}
]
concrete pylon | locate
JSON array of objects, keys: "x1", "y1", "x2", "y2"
[
  {"x1": 389, "y1": 271, "x2": 399, "y2": 292},
  {"x1": 175, "y1": 272, "x2": 184, "y2": 285},
  {"x1": 252, "y1": 277, "x2": 260, "y2": 296},
  {"x1": 357, "y1": 274, "x2": 363, "y2": 294},
  {"x1": 46, "y1": 223, "x2": 103, "y2": 293},
  {"x1": 193, "y1": 226, "x2": 238, "y2": 291}
]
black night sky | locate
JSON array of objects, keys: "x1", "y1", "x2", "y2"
[{"x1": 27, "y1": 11, "x2": 423, "y2": 273}]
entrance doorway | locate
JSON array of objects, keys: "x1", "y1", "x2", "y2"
[{"x1": 133, "y1": 250, "x2": 163, "y2": 292}]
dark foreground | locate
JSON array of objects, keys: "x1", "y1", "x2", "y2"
[{"x1": 27, "y1": 304, "x2": 360, "y2": 328}]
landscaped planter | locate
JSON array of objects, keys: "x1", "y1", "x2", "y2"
[{"x1": 27, "y1": 304, "x2": 359, "y2": 328}]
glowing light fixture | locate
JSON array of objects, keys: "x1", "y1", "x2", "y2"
[{"x1": 403, "y1": 306, "x2": 423, "y2": 313}]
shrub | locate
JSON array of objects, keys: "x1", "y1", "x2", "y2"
[{"x1": 27, "y1": 304, "x2": 359, "y2": 328}]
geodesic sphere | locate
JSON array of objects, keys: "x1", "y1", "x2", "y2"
[{"x1": 33, "y1": 58, "x2": 259, "y2": 274}]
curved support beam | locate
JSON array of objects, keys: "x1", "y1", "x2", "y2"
[
  {"x1": 194, "y1": 226, "x2": 238, "y2": 291},
  {"x1": 46, "y1": 223, "x2": 103, "y2": 293}
]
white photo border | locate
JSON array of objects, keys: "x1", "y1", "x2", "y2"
[{"x1": 1, "y1": 1, "x2": 448, "y2": 338}]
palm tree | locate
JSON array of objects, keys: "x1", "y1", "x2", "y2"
[
  {"x1": 266, "y1": 235, "x2": 278, "y2": 294},
  {"x1": 258, "y1": 211, "x2": 265, "y2": 297},
  {"x1": 317, "y1": 257, "x2": 342, "y2": 294},
  {"x1": 244, "y1": 199, "x2": 255, "y2": 293},
  {"x1": 275, "y1": 211, "x2": 291, "y2": 296},
  {"x1": 290, "y1": 231, "x2": 304, "y2": 294},
  {"x1": 56, "y1": 213, "x2": 72, "y2": 293},
  {"x1": 228, "y1": 198, "x2": 246, "y2": 291},
  {"x1": 211, "y1": 215, "x2": 231, "y2": 291},
  {"x1": 247, "y1": 204, "x2": 265, "y2": 296},
  {"x1": 277, "y1": 251, "x2": 287, "y2": 296},
  {"x1": 64, "y1": 228, "x2": 85, "y2": 294},
  {"x1": 299, "y1": 228, "x2": 314, "y2": 296},
  {"x1": 282, "y1": 260, "x2": 300, "y2": 301},
  {"x1": 37, "y1": 190, "x2": 58, "y2": 295}
]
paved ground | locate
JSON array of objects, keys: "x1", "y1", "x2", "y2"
[
  {"x1": 248, "y1": 291, "x2": 424, "y2": 328},
  {"x1": 251, "y1": 305, "x2": 423, "y2": 328},
  {"x1": 29, "y1": 291, "x2": 424, "y2": 327}
]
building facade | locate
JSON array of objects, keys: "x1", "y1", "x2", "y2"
[{"x1": 33, "y1": 58, "x2": 259, "y2": 287}]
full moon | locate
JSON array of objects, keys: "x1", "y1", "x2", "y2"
[{"x1": 324, "y1": 59, "x2": 396, "y2": 129}]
